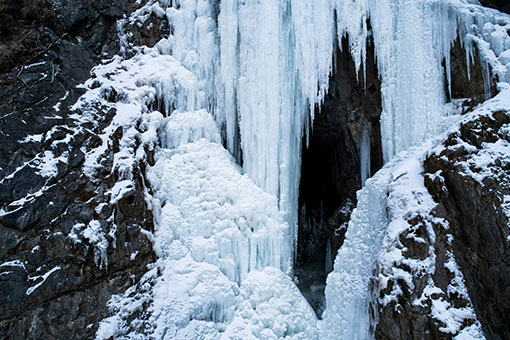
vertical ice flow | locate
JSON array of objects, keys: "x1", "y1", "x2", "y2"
[
  {"x1": 96, "y1": 0, "x2": 510, "y2": 338},
  {"x1": 361, "y1": 127, "x2": 371, "y2": 186}
]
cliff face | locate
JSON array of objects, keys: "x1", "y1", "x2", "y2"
[
  {"x1": 373, "y1": 106, "x2": 510, "y2": 340},
  {"x1": 1, "y1": 1, "x2": 510, "y2": 340},
  {"x1": 0, "y1": 1, "x2": 158, "y2": 339},
  {"x1": 424, "y1": 109, "x2": 510, "y2": 339},
  {"x1": 372, "y1": 31, "x2": 510, "y2": 340}
]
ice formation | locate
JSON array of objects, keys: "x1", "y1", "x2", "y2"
[
  {"x1": 222, "y1": 268, "x2": 318, "y2": 340},
  {"x1": 360, "y1": 127, "x2": 371, "y2": 186},
  {"x1": 84, "y1": 0, "x2": 510, "y2": 339},
  {"x1": 322, "y1": 150, "x2": 421, "y2": 340}
]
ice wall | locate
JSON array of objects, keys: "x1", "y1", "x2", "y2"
[
  {"x1": 321, "y1": 155, "x2": 393, "y2": 340},
  {"x1": 140, "y1": 0, "x2": 510, "y2": 268},
  {"x1": 217, "y1": 0, "x2": 310, "y2": 260},
  {"x1": 360, "y1": 127, "x2": 371, "y2": 186}
]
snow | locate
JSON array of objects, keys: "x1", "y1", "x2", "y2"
[
  {"x1": 0, "y1": 184, "x2": 56, "y2": 219},
  {"x1": 96, "y1": 266, "x2": 158, "y2": 340},
  {"x1": 455, "y1": 323, "x2": 486, "y2": 340},
  {"x1": 0, "y1": 259, "x2": 25, "y2": 269},
  {"x1": 52, "y1": 91, "x2": 69, "y2": 112},
  {"x1": 109, "y1": 180, "x2": 134, "y2": 204},
  {"x1": 436, "y1": 251, "x2": 481, "y2": 335},
  {"x1": 35, "y1": 150, "x2": 67, "y2": 178},
  {"x1": 503, "y1": 195, "x2": 510, "y2": 236},
  {"x1": 68, "y1": 50, "x2": 204, "y2": 179},
  {"x1": 22, "y1": 133, "x2": 44, "y2": 143},
  {"x1": 26, "y1": 266, "x2": 61, "y2": 295},
  {"x1": 71, "y1": 221, "x2": 109, "y2": 269}
]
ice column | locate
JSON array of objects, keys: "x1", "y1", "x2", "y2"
[{"x1": 360, "y1": 127, "x2": 371, "y2": 186}]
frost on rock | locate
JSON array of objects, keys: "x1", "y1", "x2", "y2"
[
  {"x1": 69, "y1": 222, "x2": 110, "y2": 269},
  {"x1": 422, "y1": 88, "x2": 510, "y2": 338},
  {"x1": 374, "y1": 165, "x2": 484, "y2": 338},
  {"x1": 26, "y1": 266, "x2": 62, "y2": 296}
]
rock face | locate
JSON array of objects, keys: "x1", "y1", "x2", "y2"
[
  {"x1": 373, "y1": 37, "x2": 508, "y2": 340},
  {"x1": 424, "y1": 110, "x2": 510, "y2": 340},
  {"x1": 373, "y1": 108, "x2": 510, "y2": 340},
  {"x1": 0, "y1": 1, "x2": 160, "y2": 339},
  {"x1": 373, "y1": 206, "x2": 482, "y2": 339}
]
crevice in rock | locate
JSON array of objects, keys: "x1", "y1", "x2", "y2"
[
  {"x1": 443, "y1": 37, "x2": 498, "y2": 112},
  {"x1": 294, "y1": 34, "x2": 383, "y2": 317}
]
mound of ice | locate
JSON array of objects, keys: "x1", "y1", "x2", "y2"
[
  {"x1": 141, "y1": 109, "x2": 296, "y2": 337},
  {"x1": 150, "y1": 256, "x2": 238, "y2": 340},
  {"x1": 222, "y1": 267, "x2": 318, "y2": 340},
  {"x1": 161, "y1": 109, "x2": 221, "y2": 149},
  {"x1": 149, "y1": 137, "x2": 292, "y2": 284}
]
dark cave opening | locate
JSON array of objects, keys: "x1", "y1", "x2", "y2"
[{"x1": 294, "y1": 35, "x2": 383, "y2": 317}]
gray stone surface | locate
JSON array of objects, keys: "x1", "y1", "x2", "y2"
[{"x1": 0, "y1": 1, "x2": 158, "y2": 339}]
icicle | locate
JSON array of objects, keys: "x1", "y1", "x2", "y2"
[
  {"x1": 360, "y1": 126, "x2": 371, "y2": 186},
  {"x1": 325, "y1": 239, "x2": 333, "y2": 275}
]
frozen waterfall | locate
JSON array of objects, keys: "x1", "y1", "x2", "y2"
[{"x1": 94, "y1": 0, "x2": 510, "y2": 339}]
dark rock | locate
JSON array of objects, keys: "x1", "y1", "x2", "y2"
[
  {"x1": 0, "y1": 263, "x2": 28, "y2": 317},
  {"x1": 446, "y1": 38, "x2": 497, "y2": 105},
  {"x1": 374, "y1": 213, "x2": 476, "y2": 340},
  {"x1": 479, "y1": 0, "x2": 510, "y2": 14},
  {"x1": 295, "y1": 33, "x2": 384, "y2": 315},
  {"x1": 0, "y1": 1, "x2": 163, "y2": 339},
  {"x1": 375, "y1": 109, "x2": 510, "y2": 340},
  {"x1": 423, "y1": 109, "x2": 510, "y2": 340}
]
